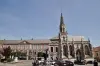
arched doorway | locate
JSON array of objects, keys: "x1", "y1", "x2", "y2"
[
  {"x1": 69, "y1": 45, "x2": 73, "y2": 56},
  {"x1": 65, "y1": 45, "x2": 68, "y2": 57},
  {"x1": 63, "y1": 45, "x2": 66, "y2": 56},
  {"x1": 85, "y1": 45, "x2": 90, "y2": 55},
  {"x1": 63, "y1": 45, "x2": 68, "y2": 57},
  {"x1": 76, "y1": 49, "x2": 81, "y2": 61}
]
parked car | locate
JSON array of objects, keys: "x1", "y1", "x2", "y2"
[
  {"x1": 49, "y1": 60, "x2": 56, "y2": 65},
  {"x1": 86, "y1": 61, "x2": 94, "y2": 64},
  {"x1": 74, "y1": 60, "x2": 85, "y2": 65},
  {"x1": 54, "y1": 60, "x2": 74, "y2": 66}
]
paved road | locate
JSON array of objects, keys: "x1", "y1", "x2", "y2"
[
  {"x1": 75, "y1": 63, "x2": 100, "y2": 66},
  {"x1": 0, "y1": 60, "x2": 100, "y2": 66}
]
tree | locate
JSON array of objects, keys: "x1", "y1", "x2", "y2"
[
  {"x1": 37, "y1": 52, "x2": 44, "y2": 57},
  {"x1": 1, "y1": 46, "x2": 12, "y2": 59},
  {"x1": 43, "y1": 53, "x2": 48, "y2": 60}
]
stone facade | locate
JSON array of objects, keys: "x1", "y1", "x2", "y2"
[
  {"x1": 93, "y1": 46, "x2": 100, "y2": 61},
  {"x1": 0, "y1": 13, "x2": 93, "y2": 61}
]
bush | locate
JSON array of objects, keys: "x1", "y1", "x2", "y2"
[
  {"x1": 1, "y1": 59, "x2": 6, "y2": 62},
  {"x1": 7, "y1": 58, "x2": 13, "y2": 62}
]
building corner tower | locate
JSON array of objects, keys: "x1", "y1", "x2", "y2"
[{"x1": 58, "y1": 13, "x2": 68, "y2": 60}]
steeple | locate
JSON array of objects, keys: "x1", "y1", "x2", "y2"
[
  {"x1": 59, "y1": 13, "x2": 66, "y2": 33},
  {"x1": 60, "y1": 13, "x2": 64, "y2": 25}
]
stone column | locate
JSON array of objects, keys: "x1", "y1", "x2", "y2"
[
  {"x1": 74, "y1": 45, "x2": 76, "y2": 59},
  {"x1": 31, "y1": 50, "x2": 33, "y2": 59},
  {"x1": 58, "y1": 41, "x2": 60, "y2": 60},
  {"x1": 35, "y1": 51, "x2": 37, "y2": 60},
  {"x1": 60, "y1": 37, "x2": 63, "y2": 60},
  {"x1": 83, "y1": 45, "x2": 86, "y2": 59},
  {"x1": 68, "y1": 44, "x2": 70, "y2": 59},
  {"x1": 27, "y1": 50, "x2": 29, "y2": 60},
  {"x1": 34, "y1": 51, "x2": 36, "y2": 60},
  {"x1": 61, "y1": 44, "x2": 64, "y2": 59},
  {"x1": 48, "y1": 45, "x2": 51, "y2": 60}
]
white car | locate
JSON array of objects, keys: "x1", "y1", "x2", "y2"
[{"x1": 49, "y1": 60, "x2": 55, "y2": 65}]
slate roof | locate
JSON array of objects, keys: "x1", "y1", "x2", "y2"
[
  {"x1": 0, "y1": 35, "x2": 89, "y2": 45},
  {"x1": 51, "y1": 35, "x2": 88, "y2": 41},
  {"x1": 2, "y1": 39, "x2": 51, "y2": 44}
]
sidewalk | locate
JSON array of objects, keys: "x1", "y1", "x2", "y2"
[{"x1": 0, "y1": 60, "x2": 33, "y2": 66}]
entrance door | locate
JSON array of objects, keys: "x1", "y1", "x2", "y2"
[{"x1": 76, "y1": 49, "x2": 81, "y2": 61}]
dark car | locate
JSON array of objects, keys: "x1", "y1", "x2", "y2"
[
  {"x1": 86, "y1": 61, "x2": 94, "y2": 64},
  {"x1": 54, "y1": 60, "x2": 74, "y2": 66},
  {"x1": 74, "y1": 60, "x2": 85, "y2": 65}
]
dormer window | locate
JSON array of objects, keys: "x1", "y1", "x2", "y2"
[{"x1": 23, "y1": 41, "x2": 26, "y2": 44}]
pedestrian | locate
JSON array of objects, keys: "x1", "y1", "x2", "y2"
[
  {"x1": 94, "y1": 60, "x2": 98, "y2": 66},
  {"x1": 33, "y1": 60, "x2": 37, "y2": 66}
]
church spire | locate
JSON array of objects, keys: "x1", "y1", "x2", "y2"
[
  {"x1": 59, "y1": 13, "x2": 66, "y2": 33},
  {"x1": 60, "y1": 13, "x2": 64, "y2": 25}
]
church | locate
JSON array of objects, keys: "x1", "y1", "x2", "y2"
[{"x1": 0, "y1": 13, "x2": 93, "y2": 61}]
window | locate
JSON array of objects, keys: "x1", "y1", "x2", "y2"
[
  {"x1": 51, "y1": 47, "x2": 53, "y2": 52},
  {"x1": 63, "y1": 36, "x2": 66, "y2": 41},
  {"x1": 56, "y1": 47, "x2": 58, "y2": 52},
  {"x1": 85, "y1": 45, "x2": 90, "y2": 55},
  {"x1": 96, "y1": 53, "x2": 98, "y2": 56}
]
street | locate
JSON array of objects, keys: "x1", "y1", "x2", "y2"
[{"x1": 0, "y1": 60, "x2": 100, "y2": 66}]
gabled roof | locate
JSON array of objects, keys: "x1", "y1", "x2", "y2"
[
  {"x1": 51, "y1": 35, "x2": 88, "y2": 41},
  {"x1": 19, "y1": 40, "x2": 31, "y2": 44}
]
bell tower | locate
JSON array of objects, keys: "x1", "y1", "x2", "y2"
[{"x1": 58, "y1": 13, "x2": 68, "y2": 60}]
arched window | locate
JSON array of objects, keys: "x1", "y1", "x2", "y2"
[
  {"x1": 56, "y1": 47, "x2": 58, "y2": 52},
  {"x1": 63, "y1": 36, "x2": 66, "y2": 41},
  {"x1": 89, "y1": 44, "x2": 92, "y2": 57},
  {"x1": 51, "y1": 47, "x2": 53, "y2": 52},
  {"x1": 66, "y1": 45, "x2": 68, "y2": 57},
  {"x1": 51, "y1": 57, "x2": 53, "y2": 60},
  {"x1": 85, "y1": 45, "x2": 90, "y2": 55},
  {"x1": 72, "y1": 44, "x2": 75, "y2": 57},
  {"x1": 63, "y1": 45, "x2": 66, "y2": 56},
  {"x1": 69, "y1": 45, "x2": 73, "y2": 56},
  {"x1": 63, "y1": 45, "x2": 68, "y2": 57}
]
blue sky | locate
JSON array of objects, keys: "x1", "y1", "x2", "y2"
[{"x1": 0, "y1": 0, "x2": 100, "y2": 47}]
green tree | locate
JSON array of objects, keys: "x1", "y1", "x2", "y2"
[
  {"x1": 1, "y1": 46, "x2": 12, "y2": 59},
  {"x1": 37, "y1": 52, "x2": 44, "y2": 57}
]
